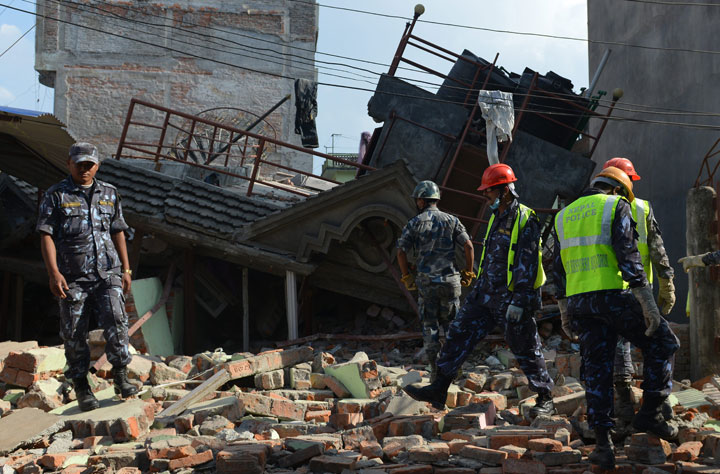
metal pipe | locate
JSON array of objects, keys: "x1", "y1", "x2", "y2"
[{"x1": 586, "y1": 49, "x2": 612, "y2": 98}]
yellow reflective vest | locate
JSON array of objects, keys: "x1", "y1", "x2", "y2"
[
  {"x1": 631, "y1": 198, "x2": 652, "y2": 284},
  {"x1": 555, "y1": 193, "x2": 629, "y2": 297},
  {"x1": 477, "y1": 203, "x2": 546, "y2": 291}
]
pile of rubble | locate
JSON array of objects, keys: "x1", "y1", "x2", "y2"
[{"x1": 1, "y1": 335, "x2": 720, "y2": 474}]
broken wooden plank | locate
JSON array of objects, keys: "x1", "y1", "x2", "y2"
[{"x1": 157, "y1": 368, "x2": 231, "y2": 419}]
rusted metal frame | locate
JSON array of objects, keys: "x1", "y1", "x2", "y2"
[
  {"x1": 362, "y1": 223, "x2": 419, "y2": 317},
  {"x1": 120, "y1": 143, "x2": 311, "y2": 197},
  {"x1": 241, "y1": 135, "x2": 250, "y2": 166},
  {"x1": 588, "y1": 94, "x2": 622, "y2": 159},
  {"x1": 153, "y1": 111, "x2": 171, "y2": 171},
  {"x1": 126, "y1": 99, "x2": 377, "y2": 172},
  {"x1": 694, "y1": 137, "x2": 720, "y2": 186},
  {"x1": 440, "y1": 54, "x2": 499, "y2": 187},
  {"x1": 388, "y1": 12, "x2": 419, "y2": 76},
  {"x1": 438, "y1": 186, "x2": 487, "y2": 201},
  {"x1": 500, "y1": 72, "x2": 537, "y2": 163},
  {"x1": 129, "y1": 120, "x2": 164, "y2": 130},
  {"x1": 224, "y1": 131, "x2": 234, "y2": 167},
  {"x1": 399, "y1": 57, "x2": 469, "y2": 88},
  {"x1": 205, "y1": 125, "x2": 219, "y2": 165},
  {"x1": 183, "y1": 119, "x2": 197, "y2": 162},
  {"x1": 115, "y1": 100, "x2": 137, "y2": 160},
  {"x1": 391, "y1": 112, "x2": 458, "y2": 140},
  {"x1": 405, "y1": 40, "x2": 457, "y2": 64},
  {"x1": 409, "y1": 34, "x2": 486, "y2": 66},
  {"x1": 246, "y1": 139, "x2": 265, "y2": 197}
]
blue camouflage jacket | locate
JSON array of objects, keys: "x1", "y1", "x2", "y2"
[
  {"x1": 552, "y1": 188, "x2": 648, "y2": 316},
  {"x1": 397, "y1": 205, "x2": 470, "y2": 285},
  {"x1": 36, "y1": 176, "x2": 129, "y2": 282}
]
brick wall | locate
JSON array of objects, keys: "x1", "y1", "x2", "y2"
[{"x1": 36, "y1": 0, "x2": 318, "y2": 173}]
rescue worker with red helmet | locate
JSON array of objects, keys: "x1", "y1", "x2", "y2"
[
  {"x1": 599, "y1": 158, "x2": 676, "y2": 426},
  {"x1": 552, "y1": 166, "x2": 679, "y2": 469},
  {"x1": 404, "y1": 163, "x2": 556, "y2": 418}
]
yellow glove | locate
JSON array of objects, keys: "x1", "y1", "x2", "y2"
[
  {"x1": 460, "y1": 270, "x2": 475, "y2": 287},
  {"x1": 678, "y1": 253, "x2": 708, "y2": 272},
  {"x1": 657, "y1": 276, "x2": 675, "y2": 316},
  {"x1": 401, "y1": 273, "x2": 417, "y2": 291}
]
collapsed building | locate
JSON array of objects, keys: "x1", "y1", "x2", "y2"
[{"x1": 1, "y1": 6, "x2": 720, "y2": 473}]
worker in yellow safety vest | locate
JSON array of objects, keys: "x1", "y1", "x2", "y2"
[{"x1": 552, "y1": 166, "x2": 679, "y2": 469}]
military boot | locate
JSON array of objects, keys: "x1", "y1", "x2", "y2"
[
  {"x1": 530, "y1": 392, "x2": 556, "y2": 417},
  {"x1": 113, "y1": 366, "x2": 139, "y2": 398},
  {"x1": 403, "y1": 371, "x2": 453, "y2": 410},
  {"x1": 661, "y1": 399, "x2": 674, "y2": 421},
  {"x1": 588, "y1": 426, "x2": 616, "y2": 470},
  {"x1": 614, "y1": 381, "x2": 636, "y2": 423},
  {"x1": 633, "y1": 395, "x2": 678, "y2": 440},
  {"x1": 73, "y1": 377, "x2": 99, "y2": 412}
]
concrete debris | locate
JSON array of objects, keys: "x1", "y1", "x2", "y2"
[{"x1": 0, "y1": 340, "x2": 719, "y2": 473}]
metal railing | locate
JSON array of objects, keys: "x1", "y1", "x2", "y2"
[{"x1": 115, "y1": 99, "x2": 375, "y2": 197}]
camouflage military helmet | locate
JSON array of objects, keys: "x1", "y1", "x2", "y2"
[{"x1": 411, "y1": 180, "x2": 441, "y2": 200}]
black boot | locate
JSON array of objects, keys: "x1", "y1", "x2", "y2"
[
  {"x1": 113, "y1": 366, "x2": 139, "y2": 398},
  {"x1": 403, "y1": 371, "x2": 453, "y2": 410},
  {"x1": 633, "y1": 395, "x2": 678, "y2": 440},
  {"x1": 661, "y1": 399, "x2": 674, "y2": 421},
  {"x1": 614, "y1": 381, "x2": 636, "y2": 423},
  {"x1": 530, "y1": 392, "x2": 556, "y2": 417},
  {"x1": 588, "y1": 426, "x2": 616, "y2": 470},
  {"x1": 73, "y1": 377, "x2": 99, "y2": 412}
]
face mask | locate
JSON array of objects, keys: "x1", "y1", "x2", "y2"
[{"x1": 489, "y1": 197, "x2": 500, "y2": 210}]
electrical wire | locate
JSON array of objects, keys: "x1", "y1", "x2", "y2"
[
  {"x1": 0, "y1": 23, "x2": 33, "y2": 58},
  {"x1": 22, "y1": 0, "x2": 720, "y2": 119},
  {"x1": 289, "y1": 0, "x2": 720, "y2": 57},
  {"x1": 4, "y1": 3, "x2": 720, "y2": 131},
  {"x1": 0, "y1": 0, "x2": 16, "y2": 17}
]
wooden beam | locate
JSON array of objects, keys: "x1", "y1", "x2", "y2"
[
  {"x1": 156, "y1": 368, "x2": 231, "y2": 419},
  {"x1": 242, "y1": 267, "x2": 249, "y2": 353},
  {"x1": 285, "y1": 270, "x2": 298, "y2": 341},
  {"x1": 184, "y1": 250, "x2": 197, "y2": 355}
]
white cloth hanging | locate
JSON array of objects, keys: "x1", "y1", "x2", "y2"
[{"x1": 477, "y1": 90, "x2": 514, "y2": 165}]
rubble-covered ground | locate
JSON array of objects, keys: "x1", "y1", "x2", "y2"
[{"x1": 1, "y1": 317, "x2": 719, "y2": 474}]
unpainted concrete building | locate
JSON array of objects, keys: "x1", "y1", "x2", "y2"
[
  {"x1": 34, "y1": 0, "x2": 318, "y2": 172},
  {"x1": 588, "y1": 0, "x2": 720, "y2": 323}
]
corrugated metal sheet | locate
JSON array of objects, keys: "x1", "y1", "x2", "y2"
[{"x1": 0, "y1": 109, "x2": 75, "y2": 189}]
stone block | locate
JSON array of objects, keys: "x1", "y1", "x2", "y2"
[
  {"x1": 308, "y1": 454, "x2": 358, "y2": 473},
  {"x1": 502, "y1": 458, "x2": 547, "y2": 474},
  {"x1": 330, "y1": 412, "x2": 363, "y2": 430},
  {"x1": 4, "y1": 347, "x2": 66, "y2": 374},
  {"x1": 342, "y1": 425, "x2": 376, "y2": 450},
  {"x1": 310, "y1": 372, "x2": 327, "y2": 389},
  {"x1": 443, "y1": 402, "x2": 496, "y2": 431},
  {"x1": 288, "y1": 367, "x2": 311, "y2": 390},
  {"x1": 490, "y1": 434, "x2": 529, "y2": 450},
  {"x1": 472, "y1": 392, "x2": 508, "y2": 411},
  {"x1": 223, "y1": 346, "x2": 314, "y2": 380},
  {"x1": 277, "y1": 442, "x2": 323, "y2": 468},
  {"x1": 671, "y1": 441, "x2": 703, "y2": 462},
  {"x1": 499, "y1": 445, "x2": 526, "y2": 459},
  {"x1": 182, "y1": 395, "x2": 245, "y2": 424},
  {"x1": 360, "y1": 440, "x2": 383, "y2": 458},
  {"x1": 149, "y1": 362, "x2": 187, "y2": 385},
  {"x1": 460, "y1": 445, "x2": 508, "y2": 465},
  {"x1": 167, "y1": 449, "x2": 213, "y2": 470},
  {"x1": 199, "y1": 415, "x2": 234, "y2": 435},
  {"x1": 528, "y1": 438, "x2": 563, "y2": 452},
  {"x1": 324, "y1": 374, "x2": 352, "y2": 398},
  {"x1": 626, "y1": 433, "x2": 672, "y2": 464},
  {"x1": 487, "y1": 373, "x2": 513, "y2": 391},
  {"x1": 305, "y1": 409, "x2": 331, "y2": 422},
  {"x1": 167, "y1": 355, "x2": 193, "y2": 374},
  {"x1": 531, "y1": 450, "x2": 582, "y2": 465},
  {"x1": 216, "y1": 443, "x2": 271, "y2": 474},
  {"x1": 463, "y1": 372, "x2": 487, "y2": 393},
  {"x1": 409, "y1": 442, "x2": 450, "y2": 462},
  {"x1": 0, "y1": 407, "x2": 64, "y2": 455},
  {"x1": 552, "y1": 391, "x2": 585, "y2": 416}
]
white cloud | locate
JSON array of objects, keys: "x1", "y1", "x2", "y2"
[
  {"x1": 0, "y1": 85, "x2": 15, "y2": 103},
  {"x1": 0, "y1": 24, "x2": 21, "y2": 37}
]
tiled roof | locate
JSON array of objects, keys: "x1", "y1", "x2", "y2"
[{"x1": 98, "y1": 159, "x2": 282, "y2": 238}]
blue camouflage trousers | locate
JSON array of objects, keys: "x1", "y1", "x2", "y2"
[
  {"x1": 572, "y1": 304, "x2": 679, "y2": 428},
  {"x1": 436, "y1": 296, "x2": 554, "y2": 395},
  {"x1": 614, "y1": 337, "x2": 634, "y2": 383},
  {"x1": 59, "y1": 277, "x2": 132, "y2": 380},
  {"x1": 417, "y1": 281, "x2": 461, "y2": 362}
]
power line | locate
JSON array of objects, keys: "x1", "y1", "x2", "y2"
[
  {"x1": 0, "y1": 23, "x2": 33, "y2": 58},
  {"x1": 290, "y1": 0, "x2": 720, "y2": 57},
  {"x1": 27, "y1": 0, "x2": 720, "y2": 119},
  {"x1": 5, "y1": 3, "x2": 720, "y2": 132},
  {"x1": 0, "y1": 0, "x2": 16, "y2": 17}
]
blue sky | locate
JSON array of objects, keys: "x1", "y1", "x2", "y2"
[{"x1": 0, "y1": 0, "x2": 589, "y2": 155}]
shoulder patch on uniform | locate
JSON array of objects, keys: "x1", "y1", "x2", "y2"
[
  {"x1": 98, "y1": 200, "x2": 114, "y2": 206},
  {"x1": 61, "y1": 201, "x2": 82, "y2": 208}
]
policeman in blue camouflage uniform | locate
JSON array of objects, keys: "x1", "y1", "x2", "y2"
[
  {"x1": 553, "y1": 166, "x2": 679, "y2": 469},
  {"x1": 397, "y1": 180, "x2": 475, "y2": 382},
  {"x1": 404, "y1": 164, "x2": 555, "y2": 418},
  {"x1": 37, "y1": 142, "x2": 139, "y2": 412},
  {"x1": 601, "y1": 158, "x2": 676, "y2": 424}
]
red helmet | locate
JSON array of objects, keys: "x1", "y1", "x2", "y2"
[
  {"x1": 478, "y1": 163, "x2": 517, "y2": 191},
  {"x1": 603, "y1": 157, "x2": 641, "y2": 181}
]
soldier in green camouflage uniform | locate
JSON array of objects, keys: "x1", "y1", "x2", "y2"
[{"x1": 397, "y1": 181, "x2": 475, "y2": 381}]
